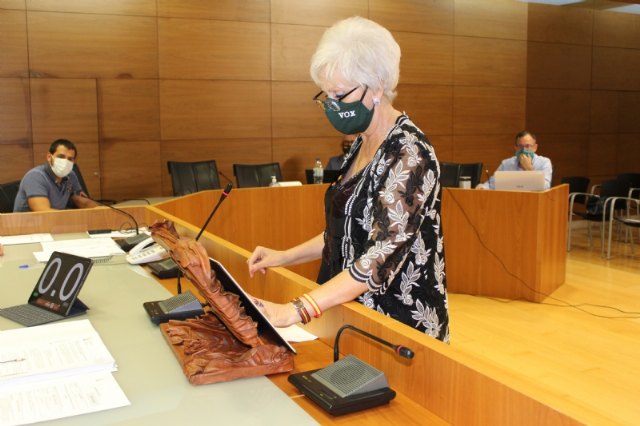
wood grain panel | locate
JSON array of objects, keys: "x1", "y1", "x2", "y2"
[
  {"x1": 160, "y1": 80, "x2": 271, "y2": 140},
  {"x1": 370, "y1": 0, "x2": 453, "y2": 35},
  {"x1": 592, "y1": 47, "x2": 640, "y2": 91},
  {"x1": 454, "y1": 0, "x2": 527, "y2": 40},
  {"x1": 158, "y1": 0, "x2": 268, "y2": 21},
  {"x1": 159, "y1": 18, "x2": 269, "y2": 80},
  {"x1": 618, "y1": 91, "x2": 640, "y2": 134},
  {"x1": 160, "y1": 138, "x2": 272, "y2": 195},
  {"x1": 273, "y1": 136, "x2": 341, "y2": 183},
  {"x1": 100, "y1": 140, "x2": 162, "y2": 200},
  {"x1": 455, "y1": 37, "x2": 526, "y2": 88},
  {"x1": 26, "y1": 0, "x2": 156, "y2": 16},
  {"x1": 271, "y1": 0, "x2": 367, "y2": 26},
  {"x1": 535, "y1": 133, "x2": 588, "y2": 182},
  {"x1": 452, "y1": 134, "x2": 515, "y2": 179},
  {"x1": 617, "y1": 134, "x2": 640, "y2": 174},
  {"x1": 272, "y1": 81, "x2": 335, "y2": 138},
  {"x1": 526, "y1": 89, "x2": 590, "y2": 134},
  {"x1": 30, "y1": 79, "x2": 98, "y2": 145},
  {"x1": 453, "y1": 86, "x2": 525, "y2": 135},
  {"x1": 590, "y1": 90, "x2": 619, "y2": 134},
  {"x1": 527, "y1": 3, "x2": 593, "y2": 45},
  {"x1": 430, "y1": 134, "x2": 453, "y2": 163},
  {"x1": 99, "y1": 79, "x2": 159, "y2": 142},
  {"x1": 395, "y1": 32, "x2": 453, "y2": 86},
  {"x1": 0, "y1": 78, "x2": 30, "y2": 144},
  {"x1": 27, "y1": 11, "x2": 157, "y2": 79},
  {"x1": 594, "y1": 9, "x2": 640, "y2": 49},
  {"x1": 0, "y1": 144, "x2": 33, "y2": 182},
  {"x1": 0, "y1": 0, "x2": 24, "y2": 9},
  {"x1": 0, "y1": 9, "x2": 28, "y2": 77},
  {"x1": 527, "y1": 42, "x2": 591, "y2": 89},
  {"x1": 272, "y1": 24, "x2": 324, "y2": 82},
  {"x1": 395, "y1": 84, "x2": 453, "y2": 136},
  {"x1": 588, "y1": 134, "x2": 618, "y2": 177}
]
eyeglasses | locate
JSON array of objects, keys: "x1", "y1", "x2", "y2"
[
  {"x1": 313, "y1": 86, "x2": 363, "y2": 112},
  {"x1": 516, "y1": 144, "x2": 536, "y2": 150}
]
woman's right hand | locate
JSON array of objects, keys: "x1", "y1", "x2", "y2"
[{"x1": 247, "y1": 246, "x2": 286, "y2": 277}]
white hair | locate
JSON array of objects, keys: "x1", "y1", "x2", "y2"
[{"x1": 310, "y1": 16, "x2": 401, "y2": 101}]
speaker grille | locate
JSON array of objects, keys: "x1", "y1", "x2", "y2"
[{"x1": 312, "y1": 355, "x2": 387, "y2": 397}]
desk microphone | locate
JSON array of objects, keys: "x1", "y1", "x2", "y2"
[
  {"x1": 288, "y1": 323, "x2": 412, "y2": 415},
  {"x1": 196, "y1": 183, "x2": 233, "y2": 241},
  {"x1": 219, "y1": 171, "x2": 235, "y2": 187},
  {"x1": 83, "y1": 194, "x2": 140, "y2": 235}
]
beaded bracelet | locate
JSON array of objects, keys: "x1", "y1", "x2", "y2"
[
  {"x1": 291, "y1": 297, "x2": 311, "y2": 324},
  {"x1": 301, "y1": 293, "x2": 322, "y2": 318}
]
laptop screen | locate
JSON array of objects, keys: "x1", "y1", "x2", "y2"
[
  {"x1": 494, "y1": 171, "x2": 545, "y2": 191},
  {"x1": 28, "y1": 251, "x2": 93, "y2": 316}
]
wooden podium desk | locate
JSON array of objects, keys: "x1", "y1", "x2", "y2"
[{"x1": 441, "y1": 185, "x2": 569, "y2": 302}]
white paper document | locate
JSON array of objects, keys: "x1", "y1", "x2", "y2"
[
  {"x1": 33, "y1": 238, "x2": 126, "y2": 263},
  {"x1": 0, "y1": 234, "x2": 53, "y2": 246},
  {"x1": 0, "y1": 320, "x2": 130, "y2": 426}
]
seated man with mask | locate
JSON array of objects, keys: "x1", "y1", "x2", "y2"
[
  {"x1": 326, "y1": 134, "x2": 356, "y2": 171},
  {"x1": 13, "y1": 139, "x2": 99, "y2": 212},
  {"x1": 477, "y1": 130, "x2": 552, "y2": 190}
]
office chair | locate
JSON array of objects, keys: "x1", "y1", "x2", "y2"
[
  {"x1": 167, "y1": 160, "x2": 221, "y2": 196},
  {"x1": 0, "y1": 180, "x2": 20, "y2": 213},
  {"x1": 562, "y1": 176, "x2": 590, "y2": 210},
  {"x1": 233, "y1": 163, "x2": 282, "y2": 188},
  {"x1": 603, "y1": 195, "x2": 640, "y2": 259},
  {"x1": 459, "y1": 162, "x2": 483, "y2": 188},
  {"x1": 439, "y1": 162, "x2": 462, "y2": 188},
  {"x1": 68, "y1": 164, "x2": 116, "y2": 206}
]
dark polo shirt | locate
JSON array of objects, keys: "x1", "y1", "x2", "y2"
[{"x1": 13, "y1": 164, "x2": 82, "y2": 212}]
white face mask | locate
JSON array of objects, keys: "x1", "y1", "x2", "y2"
[{"x1": 50, "y1": 157, "x2": 74, "y2": 178}]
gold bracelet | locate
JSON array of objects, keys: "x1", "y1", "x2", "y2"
[
  {"x1": 291, "y1": 297, "x2": 310, "y2": 324},
  {"x1": 301, "y1": 293, "x2": 322, "y2": 318}
]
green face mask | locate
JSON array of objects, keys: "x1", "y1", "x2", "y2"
[
  {"x1": 516, "y1": 149, "x2": 534, "y2": 160},
  {"x1": 323, "y1": 87, "x2": 375, "y2": 135}
]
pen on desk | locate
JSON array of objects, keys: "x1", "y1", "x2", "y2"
[{"x1": 0, "y1": 358, "x2": 26, "y2": 364}]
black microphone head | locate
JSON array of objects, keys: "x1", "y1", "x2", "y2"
[
  {"x1": 223, "y1": 183, "x2": 233, "y2": 194},
  {"x1": 397, "y1": 346, "x2": 415, "y2": 359}
]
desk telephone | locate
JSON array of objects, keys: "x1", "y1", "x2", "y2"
[{"x1": 125, "y1": 237, "x2": 170, "y2": 265}]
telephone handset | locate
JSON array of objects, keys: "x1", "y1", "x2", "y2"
[{"x1": 126, "y1": 237, "x2": 170, "y2": 265}]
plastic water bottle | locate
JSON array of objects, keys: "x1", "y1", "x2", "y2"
[
  {"x1": 269, "y1": 175, "x2": 278, "y2": 187},
  {"x1": 313, "y1": 158, "x2": 324, "y2": 184}
]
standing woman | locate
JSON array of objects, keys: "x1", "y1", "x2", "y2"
[{"x1": 248, "y1": 16, "x2": 449, "y2": 342}]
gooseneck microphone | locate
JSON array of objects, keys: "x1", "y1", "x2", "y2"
[
  {"x1": 195, "y1": 183, "x2": 233, "y2": 241},
  {"x1": 218, "y1": 171, "x2": 235, "y2": 187},
  {"x1": 333, "y1": 324, "x2": 414, "y2": 362},
  {"x1": 82, "y1": 194, "x2": 140, "y2": 234}
]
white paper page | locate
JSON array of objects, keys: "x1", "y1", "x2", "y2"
[
  {"x1": 33, "y1": 238, "x2": 125, "y2": 262},
  {"x1": 276, "y1": 324, "x2": 318, "y2": 342},
  {"x1": 0, "y1": 319, "x2": 117, "y2": 389},
  {"x1": 0, "y1": 234, "x2": 53, "y2": 246},
  {"x1": 0, "y1": 371, "x2": 130, "y2": 426}
]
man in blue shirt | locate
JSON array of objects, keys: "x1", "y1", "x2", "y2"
[
  {"x1": 477, "y1": 130, "x2": 552, "y2": 190},
  {"x1": 326, "y1": 134, "x2": 356, "y2": 171},
  {"x1": 13, "y1": 139, "x2": 99, "y2": 212}
]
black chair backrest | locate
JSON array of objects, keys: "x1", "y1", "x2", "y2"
[
  {"x1": 459, "y1": 162, "x2": 483, "y2": 188},
  {"x1": 233, "y1": 163, "x2": 282, "y2": 188},
  {"x1": 440, "y1": 162, "x2": 462, "y2": 188},
  {"x1": 561, "y1": 176, "x2": 590, "y2": 204},
  {"x1": 167, "y1": 160, "x2": 221, "y2": 196},
  {"x1": 72, "y1": 163, "x2": 90, "y2": 198},
  {"x1": 0, "y1": 180, "x2": 21, "y2": 213},
  {"x1": 597, "y1": 179, "x2": 630, "y2": 213},
  {"x1": 616, "y1": 173, "x2": 640, "y2": 190}
]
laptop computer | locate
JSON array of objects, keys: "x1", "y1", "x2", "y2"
[
  {"x1": 494, "y1": 171, "x2": 546, "y2": 191},
  {"x1": 0, "y1": 251, "x2": 93, "y2": 327}
]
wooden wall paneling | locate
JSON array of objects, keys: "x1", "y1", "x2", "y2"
[
  {"x1": 271, "y1": 0, "x2": 368, "y2": 26},
  {"x1": 590, "y1": 90, "x2": 619, "y2": 134},
  {"x1": 429, "y1": 134, "x2": 453, "y2": 163},
  {"x1": 158, "y1": 18, "x2": 269, "y2": 81},
  {"x1": 369, "y1": 0, "x2": 453, "y2": 35},
  {"x1": 527, "y1": 4, "x2": 593, "y2": 45},
  {"x1": 526, "y1": 89, "x2": 591, "y2": 134},
  {"x1": 160, "y1": 138, "x2": 272, "y2": 195},
  {"x1": 29, "y1": 78, "x2": 98, "y2": 144},
  {"x1": 593, "y1": 10, "x2": 640, "y2": 49},
  {"x1": 0, "y1": 9, "x2": 28, "y2": 77},
  {"x1": 617, "y1": 134, "x2": 640, "y2": 174},
  {"x1": 588, "y1": 134, "x2": 618, "y2": 178},
  {"x1": 534, "y1": 133, "x2": 589, "y2": 182},
  {"x1": 98, "y1": 79, "x2": 160, "y2": 142},
  {"x1": 160, "y1": 80, "x2": 271, "y2": 140},
  {"x1": 271, "y1": 24, "x2": 324, "y2": 82},
  {"x1": 395, "y1": 84, "x2": 453, "y2": 136},
  {"x1": 0, "y1": 78, "x2": 30, "y2": 144},
  {"x1": 273, "y1": 136, "x2": 340, "y2": 183},
  {"x1": 526, "y1": 42, "x2": 592, "y2": 90},
  {"x1": 454, "y1": 0, "x2": 527, "y2": 40},
  {"x1": 100, "y1": 140, "x2": 162, "y2": 200},
  {"x1": 158, "y1": 0, "x2": 268, "y2": 21},
  {"x1": 592, "y1": 47, "x2": 640, "y2": 91},
  {"x1": 453, "y1": 86, "x2": 526, "y2": 135},
  {"x1": 0, "y1": 144, "x2": 33, "y2": 182},
  {"x1": 272, "y1": 81, "x2": 334, "y2": 138},
  {"x1": 452, "y1": 134, "x2": 515, "y2": 177},
  {"x1": 27, "y1": 11, "x2": 157, "y2": 79},
  {"x1": 454, "y1": 37, "x2": 526, "y2": 88},
  {"x1": 0, "y1": 0, "x2": 24, "y2": 9},
  {"x1": 618, "y1": 91, "x2": 640, "y2": 134},
  {"x1": 26, "y1": 0, "x2": 157, "y2": 16},
  {"x1": 394, "y1": 32, "x2": 453, "y2": 86}
]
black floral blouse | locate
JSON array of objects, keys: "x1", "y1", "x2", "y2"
[{"x1": 318, "y1": 114, "x2": 449, "y2": 342}]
